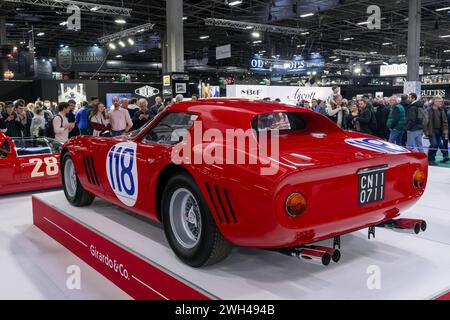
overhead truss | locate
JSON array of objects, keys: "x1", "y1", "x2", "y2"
[
  {"x1": 4, "y1": 0, "x2": 132, "y2": 16},
  {"x1": 98, "y1": 22, "x2": 155, "y2": 43},
  {"x1": 333, "y1": 49, "x2": 442, "y2": 64},
  {"x1": 204, "y1": 18, "x2": 307, "y2": 35}
]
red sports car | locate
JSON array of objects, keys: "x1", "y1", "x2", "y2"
[
  {"x1": 0, "y1": 132, "x2": 62, "y2": 195},
  {"x1": 61, "y1": 99, "x2": 428, "y2": 267}
]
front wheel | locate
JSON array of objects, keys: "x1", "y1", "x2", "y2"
[
  {"x1": 61, "y1": 153, "x2": 95, "y2": 207},
  {"x1": 162, "y1": 173, "x2": 231, "y2": 267}
]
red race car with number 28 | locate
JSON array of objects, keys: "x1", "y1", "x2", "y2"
[
  {"x1": 0, "y1": 132, "x2": 62, "y2": 195},
  {"x1": 61, "y1": 99, "x2": 428, "y2": 267}
]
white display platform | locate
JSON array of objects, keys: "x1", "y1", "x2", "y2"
[{"x1": 31, "y1": 165, "x2": 450, "y2": 300}]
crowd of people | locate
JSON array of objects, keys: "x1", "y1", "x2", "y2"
[
  {"x1": 1, "y1": 91, "x2": 449, "y2": 165},
  {"x1": 265, "y1": 92, "x2": 450, "y2": 166},
  {"x1": 0, "y1": 94, "x2": 189, "y2": 144}
]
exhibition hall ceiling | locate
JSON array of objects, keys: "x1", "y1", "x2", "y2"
[{"x1": 2, "y1": 0, "x2": 450, "y2": 67}]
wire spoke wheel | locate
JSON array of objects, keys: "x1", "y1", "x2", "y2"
[{"x1": 169, "y1": 188, "x2": 202, "y2": 249}]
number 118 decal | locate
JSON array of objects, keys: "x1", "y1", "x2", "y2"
[{"x1": 106, "y1": 142, "x2": 139, "y2": 207}]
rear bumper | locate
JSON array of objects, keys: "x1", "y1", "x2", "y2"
[{"x1": 218, "y1": 152, "x2": 427, "y2": 248}]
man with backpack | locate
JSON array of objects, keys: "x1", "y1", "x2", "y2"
[
  {"x1": 406, "y1": 93, "x2": 426, "y2": 152},
  {"x1": 424, "y1": 95, "x2": 449, "y2": 165},
  {"x1": 47, "y1": 102, "x2": 75, "y2": 144}
]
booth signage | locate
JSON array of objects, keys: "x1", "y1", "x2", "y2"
[
  {"x1": 227, "y1": 85, "x2": 334, "y2": 104},
  {"x1": 216, "y1": 44, "x2": 231, "y2": 60},
  {"x1": 135, "y1": 85, "x2": 160, "y2": 98},
  {"x1": 57, "y1": 46, "x2": 107, "y2": 71},
  {"x1": 250, "y1": 54, "x2": 325, "y2": 75},
  {"x1": 380, "y1": 64, "x2": 424, "y2": 76}
]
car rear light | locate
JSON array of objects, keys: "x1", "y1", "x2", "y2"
[
  {"x1": 413, "y1": 170, "x2": 426, "y2": 189},
  {"x1": 286, "y1": 193, "x2": 307, "y2": 217}
]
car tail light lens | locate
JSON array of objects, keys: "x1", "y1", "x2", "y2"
[
  {"x1": 413, "y1": 170, "x2": 426, "y2": 189},
  {"x1": 286, "y1": 193, "x2": 307, "y2": 217}
]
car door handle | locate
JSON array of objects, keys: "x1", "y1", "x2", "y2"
[{"x1": 147, "y1": 158, "x2": 155, "y2": 164}]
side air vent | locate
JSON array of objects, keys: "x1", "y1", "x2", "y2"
[
  {"x1": 83, "y1": 155, "x2": 100, "y2": 186},
  {"x1": 205, "y1": 183, "x2": 238, "y2": 224}
]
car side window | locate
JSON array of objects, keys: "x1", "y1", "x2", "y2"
[
  {"x1": 142, "y1": 112, "x2": 198, "y2": 145},
  {"x1": 0, "y1": 141, "x2": 11, "y2": 158}
]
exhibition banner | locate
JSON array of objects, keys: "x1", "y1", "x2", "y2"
[
  {"x1": 57, "y1": 46, "x2": 107, "y2": 72},
  {"x1": 380, "y1": 64, "x2": 424, "y2": 76},
  {"x1": 226, "y1": 85, "x2": 334, "y2": 104}
]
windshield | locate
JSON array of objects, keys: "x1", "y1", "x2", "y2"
[{"x1": 128, "y1": 116, "x2": 157, "y2": 140}]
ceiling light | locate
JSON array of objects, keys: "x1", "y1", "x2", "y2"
[
  {"x1": 49, "y1": 58, "x2": 53, "y2": 62},
  {"x1": 436, "y1": 6, "x2": 450, "y2": 12},
  {"x1": 365, "y1": 61, "x2": 372, "y2": 65},
  {"x1": 183, "y1": 16, "x2": 187, "y2": 20},
  {"x1": 127, "y1": 38, "x2": 134, "y2": 45},
  {"x1": 115, "y1": 19, "x2": 127, "y2": 24},
  {"x1": 398, "y1": 54, "x2": 405, "y2": 57},
  {"x1": 430, "y1": 64, "x2": 436, "y2": 67},
  {"x1": 90, "y1": 6, "x2": 99, "y2": 11},
  {"x1": 300, "y1": 13, "x2": 314, "y2": 18},
  {"x1": 370, "y1": 51, "x2": 377, "y2": 54},
  {"x1": 333, "y1": 58, "x2": 340, "y2": 62},
  {"x1": 329, "y1": 56, "x2": 337, "y2": 59},
  {"x1": 251, "y1": 32, "x2": 260, "y2": 38},
  {"x1": 118, "y1": 40, "x2": 126, "y2": 47},
  {"x1": 253, "y1": 40, "x2": 263, "y2": 44},
  {"x1": 228, "y1": 0, "x2": 243, "y2": 6},
  {"x1": 138, "y1": 49, "x2": 146, "y2": 53},
  {"x1": 382, "y1": 42, "x2": 392, "y2": 46},
  {"x1": 444, "y1": 50, "x2": 450, "y2": 53},
  {"x1": 301, "y1": 32, "x2": 310, "y2": 35},
  {"x1": 60, "y1": 21, "x2": 68, "y2": 26},
  {"x1": 37, "y1": 32, "x2": 45, "y2": 36},
  {"x1": 109, "y1": 43, "x2": 116, "y2": 50},
  {"x1": 357, "y1": 21, "x2": 369, "y2": 25},
  {"x1": 439, "y1": 35, "x2": 450, "y2": 38},
  {"x1": 354, "y1": 67, "x2": 361, "y2": 73},
  {"x1": 60, "y1": 44, "x2": 64, "y2": 48},
  {"x1": 199, "y1": 35, "x2": 210, "y2": 39},
  {"x1": 115, "y1": 55, "x2": 122, "y2": 58},
  {"x1": 297, "y1": 44, "x2": 305, "y2": 47},
  {"x1": 245, "y1": 26, "x2": 254, "y2": 29},
  {"x1": 343, "y1": 37, "x2": 354, "y2": 41}
]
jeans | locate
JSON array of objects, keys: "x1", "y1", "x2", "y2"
[
  {"x1": 428, "y1": 131, "x2": 449, "y2": 162},
  {"x1": 389, "y1": 129, "x2": 404, "y2": 146},
  {"x1": 111, "y1": 130, "x2": 125, "y2": 137},
  {"x1": 407, "y1": 130, "x2": 425, "y2": 153}
]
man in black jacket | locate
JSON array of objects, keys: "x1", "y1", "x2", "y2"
[
  {"x1": 355, "y1": 99, "x2": 373, "y2": 135},
  {"x1": 1, "y1": 101, "x2": 24, "y2": 137},
  {"x1": 150, "y1": 96, "x2": 163, "y2": 117},
  {"x1": 374, "y1": 100, "x2": 389, "y2": 140},
  {"x1": 133, "y1": 99, "x2": 153, "y2": 130},
  {"x1": 405, "y1": 94, "x2": 425, "y2": 152}
]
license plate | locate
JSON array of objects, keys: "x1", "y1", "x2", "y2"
[{"x1": 358, "y1": 166, "x2": 387, "y2": 206}]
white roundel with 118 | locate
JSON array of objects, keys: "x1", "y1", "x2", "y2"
[
  {"x1": 345, "y1": 138, "x2": 410, "y2": 154},
  {"x1": 106, "y1": 142, "x2": 139, "y2": 207}
]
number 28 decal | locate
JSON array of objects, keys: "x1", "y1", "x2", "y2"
[
  {"x1": 29, "y1": 157, "x2": 59, "y2": 178},
  {"x1": 106, "y1": 142, "x2": 139, "y2": 207}
]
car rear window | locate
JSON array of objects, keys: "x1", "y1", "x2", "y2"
[{"x1": 252, "y1": 112, "x2": 306, "y2": 132}]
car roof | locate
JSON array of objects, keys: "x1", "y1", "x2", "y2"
[{"x1": 168, "y1": 98, "x2": 311, "y2": 116}]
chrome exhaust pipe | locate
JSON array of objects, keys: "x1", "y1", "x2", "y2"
[
  {"x1": 378, "y1": 219, "x2": 427, "y2": 235},
  {"x1": 309, "y1": 246, "x2": 341, "y2": 263},
  {"x1": 293, "y1": 248, "x2": 332, "y2": 266}
]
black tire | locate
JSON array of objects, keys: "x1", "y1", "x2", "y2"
[
  {"x1": 61, "y1": 152, "x2": 95, "y2": 207},
  {"x1": 162, "y1": 173, "x2": 231, "y2": 267}
]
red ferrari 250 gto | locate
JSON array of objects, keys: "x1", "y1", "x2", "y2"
[
  {"x1": 61, "y1": 99, "x2": 428, "y2": 267},
  {"x1": 0, "y1": 132, "x2": 62, "y2": 195}
]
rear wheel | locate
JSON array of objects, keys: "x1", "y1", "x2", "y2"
[
  {"x1": 162, "y1": 173, "x2": 231, "y2": 267},
  {"x1": 62, "y1": 153, "x2": 95, "y2": 207}
]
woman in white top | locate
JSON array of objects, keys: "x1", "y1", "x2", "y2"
[{"x1": 89, "y1": 102, "x2": 110, "y2": 137}]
